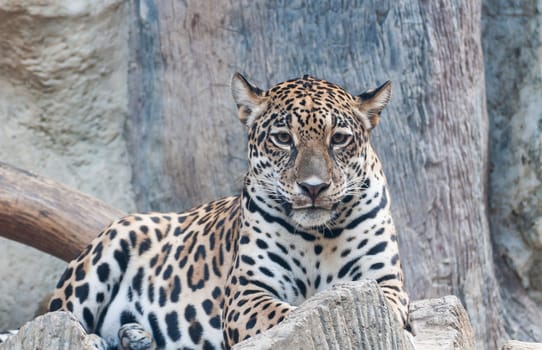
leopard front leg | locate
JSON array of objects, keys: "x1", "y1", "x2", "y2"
[
  {"x1": 222, "y1": 265, "x2": 294, "y2": 348},
  {"x1": 355, "y1": 226, "x2": 411, "y2": 331}
]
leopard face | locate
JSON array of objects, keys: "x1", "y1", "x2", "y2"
[{"x1": 233, "y1": 74, "x2": 391, "y2": 229}]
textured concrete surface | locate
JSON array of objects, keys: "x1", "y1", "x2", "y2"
[{"x1": 0, "y1": 0, "x2": 133, "y2": 329}]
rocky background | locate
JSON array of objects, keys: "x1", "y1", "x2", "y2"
[
  {"x1": 0, "y1": 0, "x2": 133, "y2": 325},
  {"x1": 0, "y1": 0, "x2": 540, "y2": 348},
  {"x1": 482, "y1": 0, "x2": 542, "y2": 305}
]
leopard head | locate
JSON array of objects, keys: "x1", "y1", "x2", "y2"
[{"x1": 232, "y1": 73, "x2": 391, "y2": 230}]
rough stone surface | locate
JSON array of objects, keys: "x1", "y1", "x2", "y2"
[
  {"x1": 0, "y1": 0, "x2": 132, "y2": 329},
  {"x1": 0, "y1": 283, "x2": 474, "y2": 350},
  {"x1": 482, "y1": 0, "x2": 542, "y2": 304},
  {"x1": 233, "y1": 280, "x2": 414, "y2": 350},
  {"x1": 502, "y1": 341, "x2": 542, "y2": 350},
  {"x1": 410, "y1": 296, "x2": 475, "y2": 350},
  {"x1": 233, "y1": 282, "x2": 476, "y2": 350},
  {"x1": 0, "y1": 311, "x2": 98, "y2": 350}
]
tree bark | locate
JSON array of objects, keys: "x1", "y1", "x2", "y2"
[{"x1": 0, "y1": 162, "x2": 124, "y2": 262}]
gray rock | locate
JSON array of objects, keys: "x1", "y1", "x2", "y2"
[
  {"x1": 410, "y1": 296, "x2": 475, "y2": 350},
  {"x1": 0, "y1": 284, "x2": 478, "y2": 350},
  {"x1": 501, "y1": 340, "x2": 542, "y2": 350},
  {"x1": 0, "y1": 0, "x2": 133, "y2": 329},
  {"x1": 234, "y1": 281, "x2": 475, "y2": 350},
  {"x1": 0, "y1": 311, "x2": 98, "y2": 350},
  {"x1": 482, "y1": 0, "x2": 542, "y2": 303},
  {"x1": 234, "y1": 280, "x2": 413, "y2": 350}
]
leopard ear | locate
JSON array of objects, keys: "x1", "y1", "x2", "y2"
[
  {"x1": 231, "y1": 73, "x2": 267, "y2": 127},
  {"x1": 354, "y1": 81, "x2": 392, "y2": 130}
]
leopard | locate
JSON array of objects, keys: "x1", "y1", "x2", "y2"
[{"x1": 48, "y1": 73, "x2": 411, "y2": 350}]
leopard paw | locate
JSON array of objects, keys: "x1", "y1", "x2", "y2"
[{"x1": 118, "y1": 323, "x2": 156, "y2": 350}]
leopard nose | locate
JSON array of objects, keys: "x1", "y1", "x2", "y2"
[{"x1": 297, "y1": 181, "x2": 330, "y2": 201}]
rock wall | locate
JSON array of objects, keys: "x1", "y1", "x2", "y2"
[
  {"x1": 0, "y1": 0, "x2": 133, "y2": 329},
  {"x1": 482, "y1": 0, "x2": 542, "y2": 305}
]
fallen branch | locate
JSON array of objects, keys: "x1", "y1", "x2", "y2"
[{"x1": 0, "y1": 162, "x2": 125, "y2": 261}]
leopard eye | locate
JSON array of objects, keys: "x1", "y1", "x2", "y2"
[
  {"x1": 271, "y1": 132, "x2": 293, "y2": 147},
  {"x1": 331, "y1": 132, "x2": 351, "y2": 146}
]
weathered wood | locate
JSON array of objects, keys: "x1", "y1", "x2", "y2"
[{"x1": 0, "y1": 162, "x2": 125, "y2": 262}]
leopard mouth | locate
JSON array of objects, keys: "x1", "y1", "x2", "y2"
[
  {"x1": 280, "y1": 198, "x2": 336, "y2": 214},
  {"x1": 291, "y1": 203, "x2": 333, "y2": 210},
  {"x1": 289, "y1": 207, "x2": 336, "y2": 228},
  {"x1": 283, "y1": 198, "x2": 341, "y2": 229},
  {"x1": 291, "y1": 197, "x2": 336, "y2": 210},
  {"x1": 293, "y1": 207, "x2": 332, "y2": 217},
  {"x1": 275, "y1": 193, "x2": 338, "y2": 227}
]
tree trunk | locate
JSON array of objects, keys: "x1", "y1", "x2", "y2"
[{"x1": 126, "y1": 0, "x2": 541, "y2": 348}]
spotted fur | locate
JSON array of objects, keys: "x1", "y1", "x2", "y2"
[{"x1": 49, "y1": 73, "x2": 410, "y2": 349}]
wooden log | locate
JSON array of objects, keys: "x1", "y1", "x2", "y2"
[{"x1": 0, "y1": 162, "x2": 125, "y2": 262}]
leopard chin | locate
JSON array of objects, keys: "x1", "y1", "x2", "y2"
[{"x1": 290, "y1": 207, "x2": 335, "y2": 229}]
